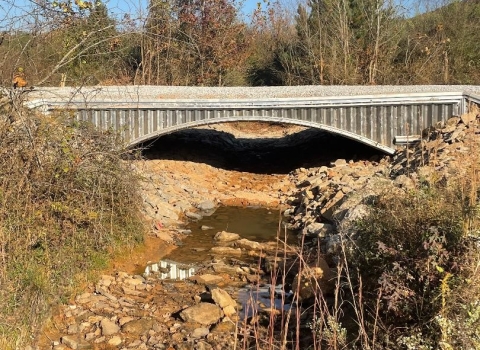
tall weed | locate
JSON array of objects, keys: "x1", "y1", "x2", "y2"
[{"x1": 0, "y1": 93, "x2": 145, "y2": 347}]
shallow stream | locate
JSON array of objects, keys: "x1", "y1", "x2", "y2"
[
  {"x1": 145, "y1": 206, "x2": 295, "y2": 278},
  {"x1": 166, "y1": 206, "x2": 292, "y2": 264}
]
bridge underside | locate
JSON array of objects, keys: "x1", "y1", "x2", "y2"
[{"x1": 130, "y1": 117, "x2": 396, "y2": 154}]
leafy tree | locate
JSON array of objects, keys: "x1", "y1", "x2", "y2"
[
  {"x1": 142, "y1": 0, "x2": 248, "y2": 86},
  {"x1": 0, "y1": 0, "x2": 129, "y2": 87},
  {"x1": 178, "y1": 0, "x2": 248, "y2": 85},
  {"x1": 54, "y1": 1, "x2": 120, "y2": 85}
]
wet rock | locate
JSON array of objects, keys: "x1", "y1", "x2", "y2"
[
  {"x1": 177, "y1": 229, "x2": 192, "y2": 235},
  {"x1": 235, "y1": 238, "x2": 262, "y2": 251},
  {"x1": 180, "y1": 303, "x2": 223, "y2": 326},
  {"x1": 201, "y1": 225, "x2": 214, "y2": 230},
  {"x1": 214, "y1": 231, "x2": 240, "y2": 242},
  {"x1": 185, "y1": 211, "x2": 203, "y2": 220}
]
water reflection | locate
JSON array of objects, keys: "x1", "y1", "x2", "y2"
[
  {"x1": 237, "y1": 284, "x2": 294, "y2": 319},
  {"x1": 144, "y1": 259, "x2": 197, "y2": 280}
]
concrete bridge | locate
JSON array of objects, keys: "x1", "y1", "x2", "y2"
[{"x1": 26, "y1": 85, "x2": 480, "y2": 154}]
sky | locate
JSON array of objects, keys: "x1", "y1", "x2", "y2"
[{"x1": 101, "y1": 0, "x2": 265, "y2": 20}]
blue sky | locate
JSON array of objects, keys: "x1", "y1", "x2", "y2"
[{"x1": 102, "y1": 0, "x2": 263, "y2": 20}]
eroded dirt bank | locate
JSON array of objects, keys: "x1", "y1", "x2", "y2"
[{"x1": 34, "y1": 122, "x2": 383, "y2": 350}]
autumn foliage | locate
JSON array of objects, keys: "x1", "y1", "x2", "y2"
[{"x1": 1, "y1": 0, "x2": 480, "y2": 86}]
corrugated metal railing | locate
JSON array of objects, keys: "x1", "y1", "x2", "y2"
[{"x1": 27, "y1": 90, "x2": 480, "y2": 154}]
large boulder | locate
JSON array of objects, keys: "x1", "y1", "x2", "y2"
[
  {"x1": 292, "y1": 257, "x2": 335, "y2": 301},
  {"x1": 180, "y1": 303, "x2": 223, "y2": 326}
]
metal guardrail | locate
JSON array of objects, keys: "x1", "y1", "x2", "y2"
[{"x1": 25, "y1": 87, "x2": 480, "y2": 154}]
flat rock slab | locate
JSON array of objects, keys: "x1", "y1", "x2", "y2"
[
  {"x1": 191, "y1": 274, "x2": 224, "y2": 285},
  {"x1": 122, "y1": 318, "x2": 154, "y2": 335},
  {"x1": 210, "y1": 246, "x2": 242, "y2": 256}
]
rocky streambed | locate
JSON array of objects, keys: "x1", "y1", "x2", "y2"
[{"x1": 32, "y1": 114, "x2": 480, "y2": 349}]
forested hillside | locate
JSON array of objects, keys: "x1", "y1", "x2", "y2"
[{"x1": 1, "y1": 0, "x2": 479, "y2": 87}]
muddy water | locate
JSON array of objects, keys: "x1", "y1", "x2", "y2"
[{"x1": 161, "y1": 206, "x2": 295, "y2": 265}]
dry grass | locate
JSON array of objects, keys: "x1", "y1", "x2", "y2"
[{"x1": 0, "y1": 92, "x2": 145, "y2": 348}]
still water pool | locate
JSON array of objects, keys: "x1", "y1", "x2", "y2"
[{"x1": 161, "y1": 206, "x2": 294, "y2": 265}]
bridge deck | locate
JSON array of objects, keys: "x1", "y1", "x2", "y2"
[{"x1": 26, "y1": 85, "x2": 480, "y2": 102}]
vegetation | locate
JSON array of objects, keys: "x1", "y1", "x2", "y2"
[
  {"x1": 348, "y1": 182, "x2": 478, "y2": 349},
  {"x1": 1, "y1": 0, "x2": 480, "y2": 87},
  {"x1": 0, "y1": 92, "x2": 145, "y2": 348}
]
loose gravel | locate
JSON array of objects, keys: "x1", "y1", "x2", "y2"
[{"x1": 27, "y1": 85, "x2": 480, "y2": 103}]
